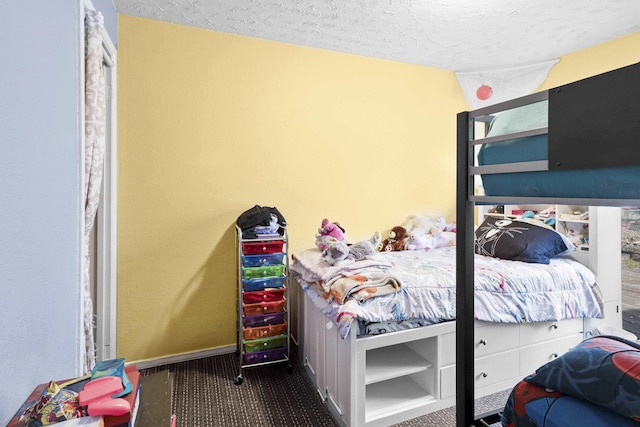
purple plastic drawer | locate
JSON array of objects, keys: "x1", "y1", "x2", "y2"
[
  {"x1": 243, "y1": 311, "x2": 287, "y2": 328},
  {"x1": 242, "y1": 347, "x2": 287, "y2": 365}
]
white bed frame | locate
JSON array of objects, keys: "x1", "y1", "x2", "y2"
[
  {"x1": 298, "y1": 293, "x2": 588, "y2": 427},
  {"x1": 290, "y1": 204, "x2": 622, "y2": 427}
]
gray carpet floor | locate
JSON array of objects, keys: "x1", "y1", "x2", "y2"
[{"x1": 142, "y1": 349, "x2": 509, "y2": 427}]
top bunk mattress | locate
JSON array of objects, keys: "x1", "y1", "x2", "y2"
[{"x1": 476, "y1": 100, "x2": 640, "y2": 200}]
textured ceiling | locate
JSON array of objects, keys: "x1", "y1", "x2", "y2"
[{"x1": 113, "y1": 0, "x2": 640, "y2": 72}]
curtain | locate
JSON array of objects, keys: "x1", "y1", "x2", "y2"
[{"x1": 83, "y1": 9, "x2": 106, "y2": 373}]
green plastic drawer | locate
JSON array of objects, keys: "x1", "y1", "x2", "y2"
[
  {"x1": 243, "y1": 334, "x2": 287, "y2": 353},
  {"x1": 242, "y1": 264, "x2": 285, "y2": 279}
]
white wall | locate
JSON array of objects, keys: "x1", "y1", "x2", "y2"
[{"x1": 0, "y1": 1, "x2": 115, "y2": 423}]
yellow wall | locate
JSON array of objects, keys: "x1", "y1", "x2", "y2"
[
  {"x1": 117, "y1": 15, "x2": 466, "y2": 362},
  {"x1": 539, "y1": 31, "x2": 640, "y2": 89}
]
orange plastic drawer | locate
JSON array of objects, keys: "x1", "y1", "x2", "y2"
[
  {"x1": 243, "y1": 300, "x2": 286, "y2": 316},
  {"x1": 243, "y1": 323, "x2": 287, "y2": 340}
]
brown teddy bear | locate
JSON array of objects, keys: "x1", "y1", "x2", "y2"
[{"x1": 378, "y1": 226, "x2": 408, "y2": 252}]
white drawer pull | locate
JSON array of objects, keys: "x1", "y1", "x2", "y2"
[
  {"x1": 479, "y1": 339, "x2": 487, "y2": 346},
  {"x1": 551, "y1": 352, "x2": 559, "y2": 358},
  {"x1": 550, "y1": 324, "x2": 558, "y2": 330},
  {"x1": 480, "y1": 372, "x2": 488, "y2": 378}
]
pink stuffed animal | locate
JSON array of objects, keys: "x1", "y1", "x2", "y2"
[{"x1": 315, "y1": 219, "x2": 346, "y2": 251}]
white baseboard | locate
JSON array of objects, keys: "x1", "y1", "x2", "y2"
[{"x1": 131, "y1": 345, "x2": 236, "y2": 370}]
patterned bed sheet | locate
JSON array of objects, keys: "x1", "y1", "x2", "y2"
[{"x1": 291, "y1": 246, "x2": 602, "y2": 339}]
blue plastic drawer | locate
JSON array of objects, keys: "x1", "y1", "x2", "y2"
[
  {"x1": 243, "y1": 311, "x2": 287, "y2": 328},
  {"x1": 242, "y1": 276, "x2": 286, "y2": 292},
  {"x1": 243, "y1": 347, "x2": 287, "y2": 365},
  {"x1": 241, "y1": 253, "x2": 284, "y2": 267}
]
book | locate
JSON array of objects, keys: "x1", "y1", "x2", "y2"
[
  {"x1": 47, "y1": 417, "x2": 105, "y2": 426},
  {"x1": 104, "y1": 365, "x2": 141, "y2": 427},
  {"x1": 133, "y1": 370, "x2": 174, "y2": 427},
  {"x1": 560, "y1": 211, "x2": 589, "y2": 221}
]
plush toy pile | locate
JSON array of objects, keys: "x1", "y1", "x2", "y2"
[
  {"x1": 322, "y1": 232, "x2": 382, "y2": 266},
  {"x1": 312, "y1": 214, "x2": 456, "y2": 266}
]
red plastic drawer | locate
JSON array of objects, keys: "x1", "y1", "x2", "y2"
[
  {"x1": 241, "y1": 240, "x2": 285, "y2": 255},
  {"x1": 242, "y1": 287, "x2": 286, "y2": 304},
  {"x1": 242, "y1": 347, "x2": 287, "y2": 365},
  {"x1": 243, "y1": 334, "x2": 287, "y2": 353},
  {"x1": 243, "y1": 300, "x2": 286, "y2": 316},
  {"x1": 243, "y1": 311, "x2": 287, "y2": 328},
  {"x1": 243, "y1": 323, "x2": 287, "y2": 340}
]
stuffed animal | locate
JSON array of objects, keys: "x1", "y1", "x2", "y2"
[
  {"x1": 316, "y1": 218, "x2": 346, "y2": 251},
  {"x1": 322, "y1": 241, "x2": 350, "y2": 265},
  {"x1": 323, "y1": 232, "x2": 381, "y2": 265},
  {"x1": 379, "y1": 226, "x2": 408, "y2": 252},
  {"x1": 315, "y1": 234, "x2": 339, "y2": 252},
  {"x1": 434, "y1": 231, "x2": 457, "y2": 248},
  {"x1": 403, "y1": 214, "x2": 447, "y2": 237},
  {"x1": 404, "y1": 230, "x2": 436, "y2": 251}
]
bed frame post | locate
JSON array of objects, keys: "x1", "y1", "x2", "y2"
[{"x1": 456, "y1": 111, "x2": 476, "y2": 427}]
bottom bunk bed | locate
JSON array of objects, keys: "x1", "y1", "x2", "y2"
[{"x1": 291, "y1": 241, "x2": 603, "y2": 427}]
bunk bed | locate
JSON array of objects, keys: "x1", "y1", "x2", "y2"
[{"x1": 456, "y1": 62, "x2": 640, "y2": 426}]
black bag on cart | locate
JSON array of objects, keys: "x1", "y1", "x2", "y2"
[{"x1": 236, "y1": 205, "x2": 286, "y2": 238}]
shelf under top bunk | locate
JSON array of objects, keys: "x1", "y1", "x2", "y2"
[{"x1": 460, "y1": 62, "x2": 640, "y2": 207}]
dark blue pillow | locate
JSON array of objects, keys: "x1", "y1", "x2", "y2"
[
  {"x1": 475, "y1": 216, "x2": 570, "y2": 264},
  {"x1": 525, "y1": 335, "x2": 640, "y2": 420}
]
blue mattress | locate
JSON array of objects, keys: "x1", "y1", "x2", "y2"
[{"x1": 477, "y1": 102, "x2": 640, "y2": 200}]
